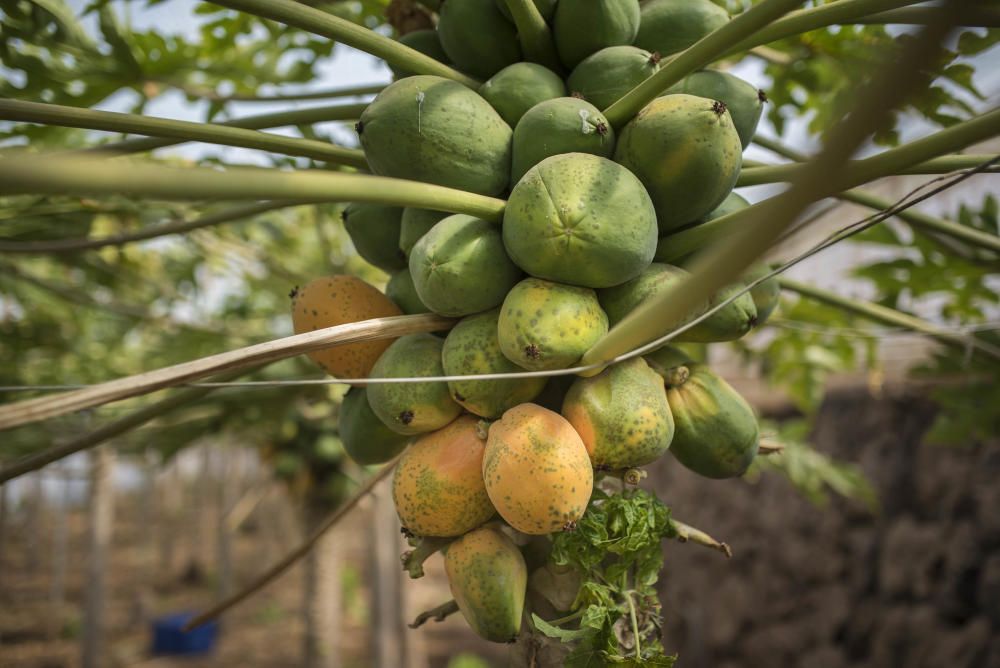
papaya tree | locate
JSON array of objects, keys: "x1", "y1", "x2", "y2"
[{"x1": 1, "y1": 0, "x2": 998, "y2": 666}]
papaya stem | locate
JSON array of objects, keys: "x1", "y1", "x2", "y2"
[
  {"x1": 80, "y1": 101, "x2": 368, "y2": 157},
  {"x1": 502, "y1": 0, "x2": 563, "y2": 73},
  {"x1": 182, "y1": 454, "x2": 403, "y2": 631},
  {"x1": 758, "y1": 439, "x2": 786, "y2": 456},
  {"x1": 401, "y1": 536, "x2": 454, "y2": 579},
  {"x1": 0, "y1": 201, "x2": 299, "y2": 254},
  {"x1": 602, "y1": 0, "x2": 804, "y2": 129},
  {"x1": 738, "y1": 153, "x2": 1000, "y2": 186},
  {"x1": 0, "y1": 155, "x2": 507, "y2": 223},
  {"x1": 583, "y1": 6, "x2": 963, "y2": 372},
  {"x1": 670, "y1": 519, "x2": 733, "y2": 558},
  {"x1": 625, "y1": 588, "x2": 641, "y2": 658},
  {"x1": 0, "y1": 99, "x2": 368, "y2": 170},
  {"x1": 854, "y1": 6, "x2": 1000, "y2": 27},
  {"x1": 157, "y1": 80, "x2": 384, "y2": 104},
  {"x1": 778, "y1": 278, "x2": 1000, "y2": 362},
  {"x1": 542, "y1": 608, "x2": 586, "y2": 627},
  {"x1": 208, "y1": 0, "x2": 480, "y2": 88},
  {"x1": 408, "y1": 599, "x2": 460, "y2": 628}
]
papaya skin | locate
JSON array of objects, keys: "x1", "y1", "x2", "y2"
[
  {"x1": 567, "y1": 45, "x2": 661, "y2": 111},
  {"x1": 392, "y1": 415, "x2": 496, "y2": 537},
  {"x1": 665, "y1": 364, "x2": 760, "y2": 479},
  {"x1": 367, "y1": 333, "x2": 463, "y2": 435},
  {"x1": 614, "y1": 94, "x2": 743, "y2": 233},
  {"x1": 635, "y1": 0, "x2": 730, "y2": 58},
  {"x1": 553, "y1": 0, "x2": 641, "y2": 69},
  {"x1": 339, "y1": 387, "x2": 410, "y2": 466},
  {"x1": 666, "y1": 70, "x2": 765, "y2": 150},
  {"x1": 741, "y1": 263, "x2": 781, "y2": 326},
  {"x1": 437, "y1": 0, "x2": 521, "y2": 79},
  {"x1": 444, "y1": 526, "x2": 527, "y2": 643},
  {"x1": 342, "y1": 203, "x2": 407, "y2": 272},
  {"x1": 483, "y1": 404, "x2": 594, "y2": 535},
  {"x1": 399, "y1": 208, "x2": 449, "y2": 258},
  {"x1": 479, "y1": 63, "x2": 566, "y2": 128},
  {"x1": 386, "y1": 268, "x2": 431, "y2": 315},
  {"x1": 390, "y1": 29, "x2": 450, "y2": 79},
  {"x1": 442, "y1": 308, "x2": 547, "y2": 419},
  {"x1": 562, "y1": 358, "x2": 675, "y2": 469},
  {"x1": 290, "y1": 275, "x2": 403, "y2": 379}
]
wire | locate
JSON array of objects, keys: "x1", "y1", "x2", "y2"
[{"x1": 1, "y1": 159, "x2": 996, "y2": 394}]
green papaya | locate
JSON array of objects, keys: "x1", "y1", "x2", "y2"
[
  {"x1": 562, "y1": 358, "x2": 675, "y2": 469},
  {"x1": 338, "y1": 387, "x2": 410, "y2": 465},
  {"x1": 642, "y1": 344, "x2": 694, "y2": 376},
  {"x1": 634, "y1": 0, "x2": 730, "y2": 58},
  {"x1": 442, "y1": 308, "x2": 547, "y2": 418},
  {"x1": 553, "y1": 0, "x2": 641, "y2": 69},
  {"x1": 701, "y1": 191, "x2": 749, "y2": 223},
  {"x1": 342, "y1": 203, "x2": 407, "y2": 272},
  {"x1": 367, "y1": 333, "x2": 463, "y2": 435},
  {"x1": 385, "y1": 268, "x2": 431, "y2": 315},
  {"x1": 510, "y1": 97, "x2": 615, "y2": 185},
  {"x1": 666, "y1": 70, "x2": 765, "y2": 149},
  {"x1": 390, "y1": 29, "x2": 451, "y2": 79},
  {"x1": 399, "y1": 208, "x2": 449, "y2": 258},
  {"x1": 498, "y1": 278, "x2": 608, "y2": 370},
  {"x1": 437, "y1": 0, "x2": 521, "y2": 79},
  {"x1": 597, "y1": 263, "x2": 756, "y2": 343},
  {"x1": 503, "y1": 153, "x2": 658, "y2": 288},
  {"x1": 409, "y1": 214, "x2": 522, "y2": 317},
  {"x1": 495, "y1": 0, "x2": 557, "y2": 22},
  {"x1": 479, "y1": 63, "x2": 566, "y2": 128},
  {"x1": 655, "y1": 361, "x2": 759, "y2": 479},
  {"x1": 445, "y1": 526, "x2": 527, "y2": 643},
  {"x1": 614, "y1": 94, "x2": 742, "y2": 232},
  {"x1": 567, "y1": 46, "x2": 661, "y2": 111},
  {"x1": 741, "y1": 263, "x2": 780, "y2": 326},
  {"x1": 358, "y1": 76, "x2": 513, "y2": 196}
]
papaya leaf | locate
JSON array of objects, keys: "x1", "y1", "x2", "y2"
[{"x1": 530, "y1": 614, "x2": 594, "y2": 642}]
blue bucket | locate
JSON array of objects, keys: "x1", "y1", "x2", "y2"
[{"x1": 151, "y1": 612, "x2": 219, "y2": 656}]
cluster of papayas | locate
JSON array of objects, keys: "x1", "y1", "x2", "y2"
[{"x1": 290, "y1": 0, "x2": 785, "y2": 647}]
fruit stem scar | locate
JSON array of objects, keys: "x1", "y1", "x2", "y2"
[
  {"x1": 579, "y1": 109, "x2": 592, "y2": 134},
  {"x1": 415, "y1": 91, "x2": 426, "y2": 134}
]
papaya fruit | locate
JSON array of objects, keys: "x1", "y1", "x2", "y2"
[
  {"x1": 342, "y1": 203, "x2": 407, "y2": 273},
  {"x1": 503, "y1": 153, "x2": 658, "y2": 288},
  {"x1": 367, "y1": 333, "x2": 463, "y2": 435},
  {"x1": 437, "y1": 0, "x2": 521, "y2": 79},
  {"x1": 510, "y1": 97, "x2": 615, "y2": 186},
  {"x1": 483, "y1": 404, "x2": 594, "y2": 534},
  {"x1": 567, "y1": 46, "x2": 661, "y2": 111},
  {"x1": 562, "y1": 358, "x2": 675, "y2": 469},
  {"x1": 409, "y1": 214, "x2": 522, "y2": 317},
  {"x1": 634, "y1": 0, "x2": 730, "y2": 58},
  {"x1": 442, "y1": 308, "x2": 547, "y2": 419},
  {"x1": 385, "y1": 268, "x2": 430, "y2": 315},
  {"x1": 498, "y1": 278, "x2": 608, "y2": 371},
  {"x1": 614, "y1": 94, "x2": 743, "y2": 232},
  {"x1": 399, "y1": 208, "x2": 449, "y2": 258},
  {"x1": 358, "y1": 76, "x2": 513, "y2": 196},
  {"x1": 598, "y1": 263, "x2": 757, "y2": 343},
  {"x1": 390, "y1": 29, "x2": 451, "y2": 79},
  {"x1": 392, "y1": 415, "x2": 496, "y2": 536},
  {"x1": 290, "y1": 275, "x2": 403, "y2": 379},
  {"x1": 339, "y1": 386, "x2": 410, "y2": 465},
  {"x1": 495, "y1": 0, "x2": 556, "y2": 23},
  {"x1": 741, "y1": 263, "x2": 780, "y2": 326},
  {"x1": 649, "y1": 359, "x2": 760, "y2": 479},
  {"x1": 553, "y1": 0, "x2": 641, "y2": 69},
  {"x1": 666, "y1": 70, "x2": 765, "y2": 149},
  {"x1": 702, "y1": 190, "x2": 749, "y2": 223},
  {"x1": 479, "y1": 63, "x2": 566, "y2": 128},
  {"x1": 444, "y1": 525, "x2": 527, "y2": 643}
]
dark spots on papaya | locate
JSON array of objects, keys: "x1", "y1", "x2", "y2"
[
  {"x1": 648, "y1": 51, "x2": 662, "y2": 65},
  {"x1": 596, "y1": 121, "x2": 609, "y2": 136},
  {"x1": 562, "y1": 521, "x2": 577, "y2": 532},
  {"x1": 571, "y1": 91, "x2": 585, "y2": 99},
  {"x1": 524, "y1": 343, "x2": 541, "y2": 360},
  {"x1": 711, "y1": 100, "x2": 728, "y2": 117},
  {"x1": 354, "y1": 120, "x2": 364, "y2": 134},
  {"x1": 399, "y1": 410, "x2": 415, "y2": 425},
  {"x1": 288, "y1": 286, "x2": 299, "y2": 300},
  {"x1": 758, "y1": 89, "x2": 768, "y2": 103}
]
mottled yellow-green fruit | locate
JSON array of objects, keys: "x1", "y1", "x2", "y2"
[
  {"x1": 561, "y1": 358, "x2": 674, "y2": 469},
  {"x1": 290, "y1": 275, "x2": 403, "y2": 379},
  {"x1": 567, "y1": 45, "x2": 661, "y2": 111},
  {"x1": 503, "y1": 153, "x2": 658, "y2": 288},
  {"x1": 479, "y1": 63, "x2": 566, "y2": 128},
  {"x1": 399, "y1": 208, "x2": 449, "y2": 258},
  {"x1": 634, "y1": 0, "x2": 730, "y2": 58},
  {"x1": 444, "y1": 526, "x2": 527, "y2": 643},
  {"x1": 442, "y1": 309, "x2": 547, "y2": 419},
  {"x1": 553, "y1": 0, "x2": 641, "y2": 69},
  {"x1": 385, "y1": 268, "x2": 430, "y2": 315},
  {"x1": 339, "y1": 387, "x2": 410, "y2": 465},
  {"x1": 410, "y1": 214, "x2": 523, "y2": 317},
  {"x1": 666, "y1": 70, "x2": 765, "y2": 150},
  {"x1": 392, "y1": 415, "x2": 495, "y2": 537},
  {"x1": 614, "y1": 94, "x2": 742, "y2": 232},
  {"x1": 342, "y1": 203, "x2": 407, "y2": 272},
  {"x1": 367, "y1": 333, "x2": 463, "y2": 435},
  {"x1": 483, "y1": 404, "x2": 593, "y2": 535},
  {"x1": 661, "y1": 363, "x2": 759, "y2": 479},
  {"x1": 597, "y1": 263, "x2": 756, "y2": 343},
  {"x1": 498, "y1": 278, "x2": 608, "y2": 371}
]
